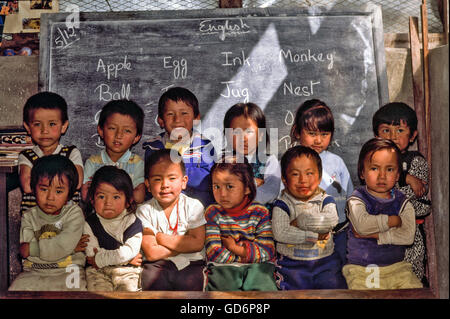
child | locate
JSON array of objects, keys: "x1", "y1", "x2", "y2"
[
  {"x1": 9, "y1": 155, "x2": 86, "y2": 291},
  {"x1": 204, "y1": 155, "x2": 277, "y2": 291},
  {"x1": 343, "y1": 138, "x2": 422, "y2": 289},
  {"x1": 82, "y1": 99, "x2": 146, "y2": 204},
  {"x1": 272, "y1": 145, "x2": 346, "y2": 289},
  {"x1": 137, "y1": 149, "x2": 206, "y2": 291},
  {"x1": 290, "y1": 99, "x2": 353, "y2": 266},
  {"x1": 223, "y1": 102, "x2": 281, "y2": 205},
  {"x1": 83, "y1": 166, "x2": 143, "y2": 291},
  {"x1": 143, "y1": 87, "x2": 216, "y2": 207},
  {"x1": 372, "y1": 102, "x2": 431, "y2": 284},
  {"x1": 19, "y1": 91, "x2": 84, "y2": 214}
]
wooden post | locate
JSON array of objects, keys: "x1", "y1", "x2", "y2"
[
  {"x1": 421, "y1": 0, "x2": 439, "y2": 297},
  {"x1": 219, "y1": 0, "x2": 243, "y2": 8},
  {"x1": 409, "y1": 17, "x2": 427, "y2": 156}
]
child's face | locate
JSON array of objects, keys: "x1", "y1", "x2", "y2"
[
  {"x1": 212, "y1": 169, "x2": 250, "y2": 210},
  {"x1": 145, "y1": 159, "x2": 188, "y2": 209},
  {"x1": 282, "y1": 155, "x2": 321, "y2": 201},
  {"x1": 360, "y1": 148, "x2": 400, "y2": 199},
  {"x1": 376, "y1": 120, "x2": 417, "y2": 152},
  {"x1": 98, "y1": 113, "x2": 141, "y2": 161},
  {"x1": 35, "y1": 175, "x2": 70, "y2": 215},
  {"x1": 157, "y1": 99, "x2": 200, "y2": 141},
  {"x1": 92, "y1": 182, "x2": 128, "y2": 219},
  {"x1": 228, "y1": 115, "x2": 259, "y2": 156},
  {"x1": 297, "y1": 129, "x2": 331, "y2": 154},
  {"x1": 24, "y1": 108, "x2": 68, "y2": 153}
]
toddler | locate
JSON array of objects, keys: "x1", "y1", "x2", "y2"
[
  {"x1": 82, "y1": 166, "x2": 143, "y2": 291},
  {"x1": 204, "y1": 155, "x2": 277, "y2": 291},
  {"x1": 373, "y1": 102, "x2": 431, "y2": 283},
  {"x1": 223, "y1": 102, "x2": 281, "y2": 205},
  {"x1": 82, "y1": 99, "x2": 145, "y2": 204},
  {"x1": 19, "y1": 91, "x2": 84, "y2": 214},
  {"x1": 291, "y1": 99, "x2": 353, "y2": 265},
  {"x1": 272, "y1": 145, "x2": 346, "y2": 289},
  {"x1": 137, "y1": 149, "x2": 206, "y2": 291},
  {"x1": 9, "y1": 155, "x2": 86, "y2": 291},
  {"x1": 343, "y1": 138, "x2": 422, "y2": 289}
]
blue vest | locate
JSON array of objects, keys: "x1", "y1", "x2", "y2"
[
  {"x1": 347, "y1": 187, "x2": 408, "y2": 267},
  {"x1": 86, "y1": 213, "x2": 142, "y2": 250}
]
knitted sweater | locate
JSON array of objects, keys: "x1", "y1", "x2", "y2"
[
  {"x1": 20, "y1": 204, "x2": 85, "y2": 269},
  {"x1": 205, "y1": 202, "x2": 275, "y2": 264},
  {"x1": 271, "y1": 189, "x2": 338, "y2": 261}
]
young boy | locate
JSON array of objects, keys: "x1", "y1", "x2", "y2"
[
  {"x1": 9, "y1": 155, "x2": 86, "y2": 291},
  {"x1": 272, "y1": 145, "x2": 346, "y2": 289},
  {"x1": 19, "y1": 91, "x2": 84, "y2": 214},
  {"x1": 142, "y1": 87, "x2": 216, "y2": 207},
  {"x1": 136, "y1": 149, "x2": 206, "y2": 291},
  {"x1": 82, "y1": 99, "x2": 146, "y2": 204},
  {"x1": 373, "y1": 102, "x2": 431, "y2": 284}
]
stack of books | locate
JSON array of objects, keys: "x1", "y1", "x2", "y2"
[{"x1": 0, "y1": 127, "x2": 33, "y2": 166}]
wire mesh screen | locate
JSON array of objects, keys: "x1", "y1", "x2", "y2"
[{"x1": 59, "y1": 0, "x2": 445, "y2": 33}]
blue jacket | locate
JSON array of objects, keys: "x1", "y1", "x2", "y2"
[{"x1": 143, "y1": 131, "x2": 216, "y2": 207}]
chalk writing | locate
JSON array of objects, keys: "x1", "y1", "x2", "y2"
[
  {"x1": 220, "y1": 81, "x2": 249, "y2": 103},
  {"x1": 199, "y1": 19, "x2": 251, "y2": 41},
  {"x1": 96, "y1": 55, "x2": 132, "y2": 80},
  {"x1": 54, "y1": 26, "x2": 79, "y2": 50},
  {"x1": 283, "y1": 80, "x2": 320, "y2": 97},
  {"x1": 163, "y1": 56, "x2": 187, "y2": 79},
  {"x1": 94, "y1": 83, "x2": 131, "y2": 102},
  {"x1": 279, "y1": 49, "x2": 334, "y2": 70}
]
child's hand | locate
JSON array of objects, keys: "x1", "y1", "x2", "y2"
[
  {"x1": 74, "y1": 234, "x2": 90, "y2": 252},
  {"x1": 352, "y1": 226, "x2": 379, "y2": 239},
  {"x1": 221, "y1": 235, "x2": 237, "y2": 250},
  {"x1": 19, "y1": 242, "x2": 30, "y2": 259},
  {"x1": 388, "y1": 215, "x2": 402, "y2": 228},
  {"x1": 317, "y1": 232, "x2": 330, "y2": 241},
  {"x1": 290, "y1": 219, "x2": 298, "y2": 227},
  {"x1": 86, "y1": 248, "x2": 99, "y2": 269},
  {"x1": 129, "y1": 253, "x2": 143, "y2": 267},
  {"x1": 255, "y1": 178, "x2": 265, "y2": 187},
  {"x1": 406, "y1": 174, "x2": 427, "y2": 197}
]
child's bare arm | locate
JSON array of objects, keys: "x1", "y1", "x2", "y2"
[
  {"x1": 221, "y1": 235, "x2": 246, "y2": 258},
  {"x1": 75, "y1": 165, "x2": 84, "y2": 190},
  {"x1": 74, "y1": 234, "x2": 90, "y2": 252},
  {"x1": 155, "y1": 225, "x2": 205, "y2": 253},
  {"x1": 141, "y1": 229, "x2": 178, "y2": 261},
  {"x1": 133, "y1": 183, "x2": 146, "y2": 204},
  {"x1": 19, "y1": 164, "x2": 32, "y2": 193},
  {"x1": 405, "y1": 174, "x2": 427, "y2": 197},
  {"x1": 81, "y1": 182, "x2": 90, "y2": 202}
]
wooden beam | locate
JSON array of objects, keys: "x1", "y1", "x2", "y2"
[
  {"x1": 219, "y1": 0, "x2": 243, "y2": 8},
  {"x1": 408, "y1": 17, "x2": 427, "y2": 155}
]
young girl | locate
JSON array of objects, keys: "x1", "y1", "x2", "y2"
[
  {"x1": 83, "y1": 166, "x2": 143, "y2": 291},
  {"x1": 223, "y1": 103, "x2": 281, "y2": 205},
  {"x1": 290, "y1": 99, "x2": 353, "y2": 265},
  {"x1": 343, "y1": 138, "x2": 422, "y2": 289},
  {"x1": 204, "y1": 155, "x2": 277, "y2": 291}
]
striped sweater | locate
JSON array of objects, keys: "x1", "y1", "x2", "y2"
[{"x1": 205, "y1": 203, "x2": 276, "y2": 264}]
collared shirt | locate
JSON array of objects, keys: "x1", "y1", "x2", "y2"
[{"x1": 83, "y1": 149, "x2": 144, "y2": 188}]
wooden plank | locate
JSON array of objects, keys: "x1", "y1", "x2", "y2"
[
  {"x1": 219, "y1": 0, "x2": 242, "y2": 8},
  {"x1": 0, "y1": 288, "x2": 437, "y2": 299},
  {"x1": 408, "y1": 17, "x2": 427, "y2": 155}
]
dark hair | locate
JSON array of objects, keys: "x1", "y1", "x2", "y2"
[
  {"x1": 210, "y1": 155, "x2": 257, "y2": 203},
  {"x1": 372, "y1": 102, "x2": 418, "y2": 137},
  {"x1": 23, "y1": 91, "x2": 68, "y2": 125},
  {"x1": 158, "y1": 87, "x2": 200, "y2": 119},
  {"x1": 86, "y1": 166, "x2": 137, "y2": 214},
  {"x1": 98, "y1": 99, "x2": 144, "y2": 136},
  {"x1": 291, "y1": 99, "x2": 335, "y2": 141},
  {"x1": 145, "y1": 148, "x2": 186, "y2": 179},
  {"x1": 357, "y1": 137, "x2": 402, "y2": 184},
  {"x1": 280, "y1": 145, "x2": 322, "y2": 180},
  {"x1": 30, "y1": 154, "x2": 78, "y2": 200}
]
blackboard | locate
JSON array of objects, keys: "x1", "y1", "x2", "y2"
[{"x1": 39, "y1": 5, "x2": 388, "y2": 186}]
